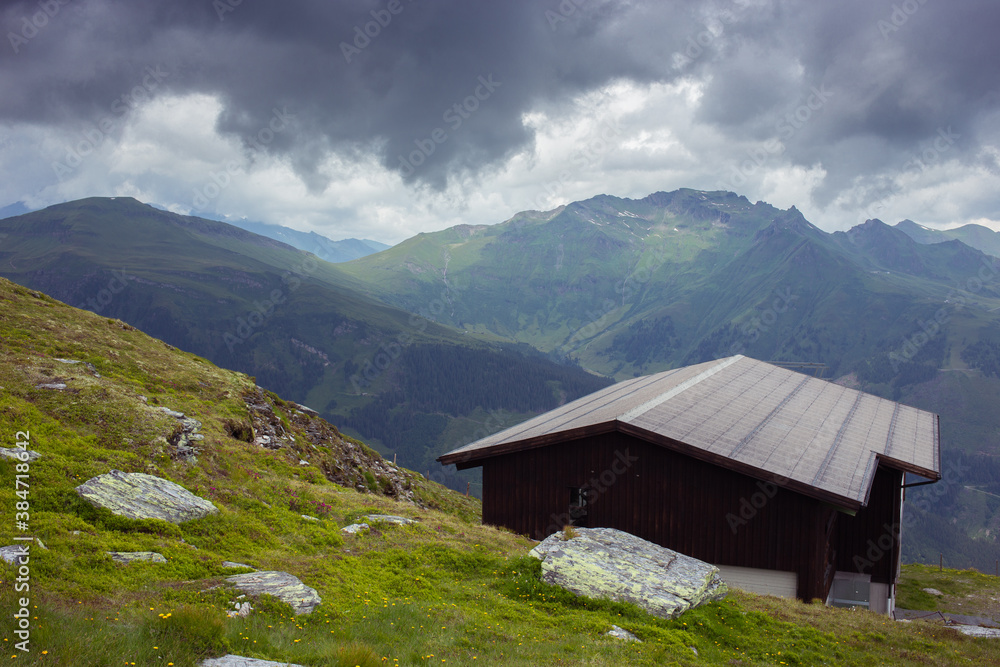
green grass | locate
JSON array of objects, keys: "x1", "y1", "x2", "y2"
[{"x1": 2, "y1": 276, "x2": 1000, "y2": 665}]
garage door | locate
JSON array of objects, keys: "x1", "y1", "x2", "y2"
[{"x1": 715, "y1": 564, "x2": 798, "y2": 598}]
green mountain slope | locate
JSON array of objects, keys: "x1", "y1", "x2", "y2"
[
  {"x1": 223, "y1": 217, "x2": 390, "y2": 263},
  {"x1": 896, "y1": 218, "x2": 1000, "y2": 258},
  {"x1": 0, "y1": 198, "x2": 610, "y2": 490},
  {"x1": 341, "y1": 189, "x2": 1000, "y2": 570},
  {"x1": 2, "y1": 275, "x2": 999, "y2": 665}
]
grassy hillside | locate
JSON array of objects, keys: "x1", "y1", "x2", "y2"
[
  {"x1": 2, "y1": 278, "x2": 1000, "y2": 665},
  {"x1": 0, "y1": 278, "x2": 999, "y2": 665},
  {"x1": 0, "y1": 198, "x2": 611, "y2": 491}
]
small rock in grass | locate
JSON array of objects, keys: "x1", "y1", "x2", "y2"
[
  {"x1": 222, "y1": 561, "x2": 255, "y2": 570},
  {"x1": 341, "y1": 523, "x2": 369, "y2": 534},
  {"x1": 199, "y1": 655, "x2": 305, "y2": 667},
  {"x1": 363, "y1": 514, "x2": 418, "y2": 525},
  {"x1": 606, "y1": 625, "x2": 641, "y2": 642},
  {"x1": 0, "y1": 448, "x2": 40, "y2": 462},
  {"x1": 225, "y1": 571, "x2": 321, "y2": 615},
  {"x1": 107, "y1": 551, "x2": 167, "y2": 564},
  {"x1": 0, "y1": 545, "x2": 29, "y2": 565}
]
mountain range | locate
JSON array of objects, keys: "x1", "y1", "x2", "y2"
[{"x1": 3, "y1": 190, "x2": 1000, "y2": 570}]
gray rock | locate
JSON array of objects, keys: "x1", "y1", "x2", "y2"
[
  {"x1": 952, "y1": 625, "x2": 1000, "y2": 638},
  {"x1": 363, "y1": 514, "x2": 418, "y2": 525},
  {"x1": 293, "y1": 403, "x2": 319, "y2": 417},
  {"x1": 0, "y1": 448, "x2": 40, "y2": 462},
  {"x1": 200, "y1": 656, "x2": 304, "y2": 667},
  {"x1": 341, "y1": 523, "x2": 369, "y2": 534},
  {"x1": 0, "y1": 545, "x2": 29, "y2": 564},
  {"x1": 107, "y1": 551, "x2": 167, "y2": 564},
  {"x1": 36, "y1": 382, "x2": 67, "y2": 390},
  {"x1": 225, "y1": 571, "x2": 321, "y2": 615},
  {"x1": 923, "y1": 587, "x2": 944, "y2": 596},
  {"x1": 158, "y1": 407, "x2": 186, "y2": 418},
  {"x1": 222, "y1": 561, "x2": 255, "y2": 570},
  {"x1": 75, "y1": 470, "x2": 218, "y2": 524},
  {"x1": 300, "y1": 514, "x2": 319, "y2": 522},
  {"x1": 55, "y1": 358, "x2": 81, "y2": 364},
  {"x1": 227, "y1": 601, "x2": 254, "y2": 618},
  {"x1": 529, "y1": 527, "x2": 727, "y2": 620},
  {"x1": 607, "y1": 625, "x2": 641, "y2": 642}
]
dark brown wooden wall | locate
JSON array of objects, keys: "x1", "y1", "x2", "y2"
[
  {"x1": 833, "y1": 465, "x2": 903, "y2": 584},
  {"x1": 481, "y1": 432, "x2": 899, "y2": 602}
]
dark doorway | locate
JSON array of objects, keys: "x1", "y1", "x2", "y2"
[{"x1": 568, "y1": 487, "x2": 589, "y2": 527}]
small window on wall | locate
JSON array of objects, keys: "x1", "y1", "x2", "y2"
[{"x1": 569, "y1": 487, "x2": 589, "y2": 527}]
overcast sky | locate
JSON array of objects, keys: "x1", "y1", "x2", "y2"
[{"x1": 1, "y1": 0, "x2": 998, "y2": 243}]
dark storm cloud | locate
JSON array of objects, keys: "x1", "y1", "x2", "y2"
[
  {"x1": 0, "y1": 0, "x2": 702, "y2": 189},
  {"x1": 1, "y1": 0, "x2": 997, "y2": 196},
  {"x1": 686, "y1": 0, "x2": 1000, "y2": 202}
]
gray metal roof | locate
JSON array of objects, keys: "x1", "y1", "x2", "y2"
[{"x1": 438, "y1": 355, "x2": 941, "y2": 508}]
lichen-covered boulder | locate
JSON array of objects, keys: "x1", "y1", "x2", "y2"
[
  {"x1": 529, "y1": 527, "x2": 727, "y2": 620},
  {"x1": 75, "y1": 470, "x2": 218, "y2": 524},
  {"x1": 225, "y1": 571, "x2": 321, "y2": 615}
]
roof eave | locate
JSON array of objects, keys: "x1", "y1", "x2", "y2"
[{"x1": 436, "y1": 421, "x2": 619, "y2": 467}]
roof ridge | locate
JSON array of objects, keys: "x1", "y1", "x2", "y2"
[{"x1": 619, "y1": 355, "x2": 743, "y2": 423}]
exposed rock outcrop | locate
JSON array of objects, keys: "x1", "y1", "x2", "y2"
[
  {"x1": 244, "y1": 388, "x2": 295, "y2": 449},
  {"x1": 158, "y1": 406, "x2": 205, "y2": 462},
  {"x1": 75, "y1": 470, "x2": 218, "y2": 523},
  {"x1": 530, "y1": 527, "x2": 727, "y2": 620},
  {"x1": 225, "y1": 571, "x2": 321, "y2": 615}
]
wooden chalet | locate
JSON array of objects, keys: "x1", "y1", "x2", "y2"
[{"x1": 438, "y1": 355, "x2": 942, "y2": 613}]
